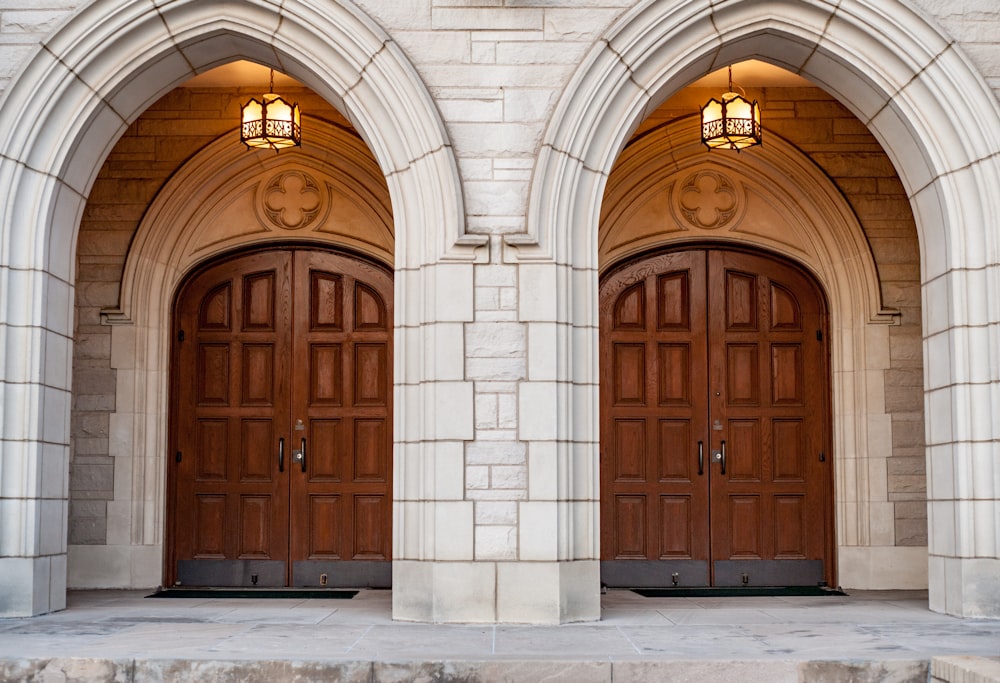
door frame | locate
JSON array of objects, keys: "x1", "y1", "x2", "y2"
[
  {"x1": 598, "y1": 243, "x2": 837, "y2": 588},
  {"x1": 164, "y1": 243, "x2": 394, "y2": 588}
]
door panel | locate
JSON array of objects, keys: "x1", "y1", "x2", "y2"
[
  {"x1": 600, "y1": 248, "x2": 831, "y2": 588},
  {"x1": 169, "y1": 248, "x2": 391, "y2": 588},
  {"x1": 288, "y1": 250, "x2": 392, "y2": 585},
  {"x1": 707, "y1": 250, "x2": 829, "y2": 586},
  {"x1": 601, "y1": 251, "x2": 710, "y2": 580}
]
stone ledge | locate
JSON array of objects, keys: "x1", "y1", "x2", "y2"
[
  {"x1": 934, "y1": 656, "x2": 1000, "y2": 683},
  {"x1": 0, "y1": 657, "x2": 936, "y2": 683}
]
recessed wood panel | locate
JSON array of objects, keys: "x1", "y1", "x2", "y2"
[
  {"x1": 657, "y1": 272, "x2": 690, "y2": 329},
  {"x1": 355, "y1": 283, "x2": 386, "y2": 329},
  {"x1": 241, "y1": 419, "x2": 273, "y2": 481},
  {"x1": 727, "y1": 419, "x2": 760, "y2": 482},
  {"x1": 354, "y1": 419, "x2": 387, "y2": 482},
  {"x1": 239, "y1": 495, "x2": 271, "y2": 557},
  {"x1": 354, "y1": 495, "x2": 386, "y2": 559},
  {"x1": 773, "y1": 419, "x2": 805, "y2": 481},
  {"x1": 614, "y1": 343, "x2": 646, "y2": 405},
  {"x1": 613, "y1": 283, "x2": 645, "y2": 329},
  {"x1": 658, "y1": 419, "x2": 691, "y2": 480},
  {"x1": 614, "y1": 419, "x2": 646, "y2": 481},
  {"x1": 193, "y1": 494, "x2": 226, "y2": 557},
  {"x1": 243, "y1": 272, "x2": 275, "y2": 330},
  {"x1": 658, "y1": 343, "x2": 691, "y2": 405},
  {"x1": 308, "y1": 495, "x2": 341, "y2": 558},
  {"x1": 196, "y1": 419, "x2": 228, "y2": 480},
  {"x1": 771, "y1": 344, "x2": 802, "y2": 405},
  {"x1": 199, "y1": 284, "x2": 231, "y2": 330},
  {"x1": 308, "y1": 419, "x2": 342, "y2": 481},
  {"x1": 614, "y1": 495, "x2": 646, "y2": 558},
  {"x1": 354, "y1": 343, "x2": 387, "y2": 406},
  {"x1": 770, "y1": 283, "x2": 801, "y2": 330},
  {"x1": 311, "y1": 272, "x2": 343, "y2": 330},
  {"x1": 310, "y1": 344, "x2": 343, "y2": 405},
  {"x1": 659, "y1": 496, "x2": 693, "y2": 557},
  {"x1": 242, "y1": 344, "x2": 274, "y2": 405},
  {"x1": 197, "y1": 344, "x2": 230, "y2": 404},
  {"x1": 725, "y1": 271, "x2": 757, "y2": 330},
  {"x1": 774, "y1": 495, "x2": 807, "y2": 557},
  {"x1": 726, "y1": 344, "x2": 759, "y2": 405},
  {"x1": 729, "y1": 495, "x2": 761, "y2": 558}
]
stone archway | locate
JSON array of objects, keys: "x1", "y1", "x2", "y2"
[
  {"x1": 518, "y1": 0, "x2": 1000, "y2": 617},
  {"x1": 0, "y1": 0, "x2": 481, "y2": 616}
]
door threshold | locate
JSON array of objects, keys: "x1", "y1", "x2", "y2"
[
  {"x1": 147, "y1": 587, "x2": 358, "y2": 599},
  {"x1": 629, "y1": 586, "x2": 846, "y2": 598}
]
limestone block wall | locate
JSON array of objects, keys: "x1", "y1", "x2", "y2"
[{"x1": 1, "y1": 0, "x2": 998, "y2": 620}]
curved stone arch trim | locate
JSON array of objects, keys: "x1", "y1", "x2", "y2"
[
  {"x1": 513, "y1": 0, "x2": 1000, "y2": 268},
  {"x1": 0, "y1": 0, "x2": 483, "y2": 276},
  {"x1": 107, "y1": 118, "x2": 394, "y2": 325},
  {"x1": 599, "y1": 120, "x2": 898, "y2": 326}
]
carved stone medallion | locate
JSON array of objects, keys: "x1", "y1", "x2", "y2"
[
  {"x1": 260, "y1": 170, "x2": 324, "y2": 230},
  {"x1": 676, "y1": 170, "x2": 740, "y2": 229}
]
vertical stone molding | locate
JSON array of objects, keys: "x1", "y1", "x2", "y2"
[{"x1": 520, "y1": 0, "x2": 1000, "y2": 617}]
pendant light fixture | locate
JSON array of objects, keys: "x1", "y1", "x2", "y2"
[
  {"x1": 700, "y1": 65, "x2": 761, "y2": 151},
  {"x1": 240, "y1": 69, "x2": 302, "y2": 152}
]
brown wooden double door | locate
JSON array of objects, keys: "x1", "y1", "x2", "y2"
[
  {"x1": 600, "y1": 248, "x2": 833, "y2": 588},
  {"x1": 168, "y1": 248, "x2": 392, "y2": 588}
]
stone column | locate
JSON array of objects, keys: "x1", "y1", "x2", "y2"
[
  {"x1": 924, "y1": 259, "x2": 1000, "y2": 618},
  {"x1": 0, "y1": 259, "x2": 72, "y2": 616}
]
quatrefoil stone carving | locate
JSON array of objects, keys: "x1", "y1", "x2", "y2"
[
  {"x1": 678, "y1": 170, "x2": 739, "y2": 229},
  {"x1": 262, "y1": 171, "x2": 323, "y2": 230}
]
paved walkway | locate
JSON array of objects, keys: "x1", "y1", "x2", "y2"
[{"x1": 0, "y1": 589, "x2": 998, "y2": 681}]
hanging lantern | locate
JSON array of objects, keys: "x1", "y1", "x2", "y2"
[
  {"x1": 701, "y1": 66, "x2": 761, "y2": 151},
  {"x1": 240, "y1": 69, "x2": 301, "y2": 152}
]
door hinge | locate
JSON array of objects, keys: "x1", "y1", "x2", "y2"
[
  {"x1": 816, "y1": 329, "x2": 823, "y2": 341},
  {"x1": 819, "y1": 451, "x2": 826, "y2": 462},
  {"x1": 175, "y1": 451, "x2": 182, "y2": 463},
  {"x1": 178, "y1": 329, "x2": 185, "y2": 342}
]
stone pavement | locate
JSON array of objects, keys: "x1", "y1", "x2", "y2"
[{"x1": 0, "y1": 589, "x2": 997, "y2": 682}]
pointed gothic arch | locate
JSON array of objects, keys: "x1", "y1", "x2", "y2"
[
  {"x1": 0, "y1": 0, "x2": 480, "y2": 615},
  {"x1": 517, "y1": 0, "x2": 1000, "y2": 617}
]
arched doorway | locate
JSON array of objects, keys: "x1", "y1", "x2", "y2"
[
  {"x1": 167, "y1": 246, "x2": 392, "y2": 588},
  {"x1": 600, "y1": 246, "x2": 833, "y2": 588}
]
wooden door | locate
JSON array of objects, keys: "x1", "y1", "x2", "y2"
[
  {"x1": 168, "y1": 248, "x2": 392, "y2": 588},
  {"x1": 600, "y1": 248, "x2": 832, "y2": 588},
  {"x1": 287, "y1": 250, "x2": 392, "y2": 587}
]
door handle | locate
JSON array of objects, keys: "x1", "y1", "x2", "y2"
[
  {"x1": 720, "y1": 439, "x2": 726, "y2": 476},
  {"x1": 278, "y1": 437, "x2": 284, "y2": 473},
  {"x1": 292, "y1": 437, "x2": 307, "y2": 472},
  {"x1": 697, "y1": 441, "x2": 704, "y2": 476}
]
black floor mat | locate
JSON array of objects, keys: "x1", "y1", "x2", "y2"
[
  {"x1": 146, "y1": 588, "x2": 358, "y2": 599},
  {"x1": 631, "y1": 586, "x2": 846, "y2": 597}
]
